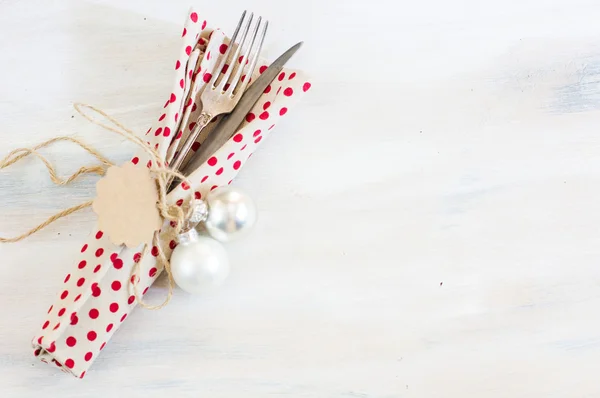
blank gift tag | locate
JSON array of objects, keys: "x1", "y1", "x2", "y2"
[{"x1": 92, "y1": 162, "x2": 162, "y2": 248}]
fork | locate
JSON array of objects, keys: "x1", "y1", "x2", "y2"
[{"x1": 169, "y1": 10, "x2": 268, "y2": 175}]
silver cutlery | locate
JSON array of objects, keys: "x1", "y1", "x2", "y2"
[{"x1": 168, "y1": 10, "x2": 268, "y2": 175}]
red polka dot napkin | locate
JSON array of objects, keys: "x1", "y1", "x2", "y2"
[{"x1": 31, "y1": 8, "x2": 311, "y2": 378}]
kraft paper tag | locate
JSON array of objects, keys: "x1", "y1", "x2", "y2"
[{"x1": 92, "y1": 162, "x2": 162, "y2": 248}]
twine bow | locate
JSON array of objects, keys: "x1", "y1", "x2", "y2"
[{"x1": 0, "y1": 103, "x2": 197, "y2": 309}]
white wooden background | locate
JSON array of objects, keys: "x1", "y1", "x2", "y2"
[{"x1": 1, "y1": 0, "x2": 600, "y2": 396}]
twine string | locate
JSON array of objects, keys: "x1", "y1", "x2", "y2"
[{"x1": 0, "y1": 103, "x2": 194, "y2": 309}]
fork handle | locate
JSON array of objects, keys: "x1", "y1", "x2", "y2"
[
  {"x1": 167, "y1": 112, "x2": 212, "y2": 190},
  {"x1": 169, "y1": 112, "x2": 212, "y2": 175}
]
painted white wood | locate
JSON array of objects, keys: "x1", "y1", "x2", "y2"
[{"x1": 1, "y1": 0, "x2": 600, "y2": 396}]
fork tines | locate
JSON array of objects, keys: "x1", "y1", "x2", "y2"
[{"x1": 211, "y1": 11, "x2": 268, "y2": 97}]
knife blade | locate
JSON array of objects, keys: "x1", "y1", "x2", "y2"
[{"x1": 179, "y1": 41, "x2": 303, "y2": 177}]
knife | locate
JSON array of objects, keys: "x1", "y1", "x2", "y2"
[{"x1": 179, "y1": 41, "x2": 303, "y2": 177}]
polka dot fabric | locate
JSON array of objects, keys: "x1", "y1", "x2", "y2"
[{"x1": 31, "y1": 8, "x2": 310, "y2": 379}]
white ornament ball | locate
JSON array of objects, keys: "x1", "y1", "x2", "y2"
[
  {"x1": 205, "y1": 186, "x2": 257, "y2": 242},
  {"x1": 171, "y1": 229, "x2": 229, "y2": 294}
]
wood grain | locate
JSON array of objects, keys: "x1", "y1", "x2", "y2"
[{"x1": 1, "y1": 0, "x2": 600, "y2": 396}]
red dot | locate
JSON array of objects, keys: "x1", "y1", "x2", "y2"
[
  {"x1": 278, "y1": 72, "x2": 286, "y2": 81},
  {"x1": 100, "y1": 342, "x2": 106, "y2": 350},
  {"x1": 253, "y1": 129, "x2": 262, "y2": 137},
  {"x1": 42, "y1": 321, "x2": 49, "y2": 329},
  {"x1": 70, "y1": 313, "x2": 78, "y2": 325},
  {"x1": 110, "y1": 253, "x2": 118, "y2": 261},
  {"x1": 151, "y1": 246, "x2": 159, "y2": 257},
  {"x1": 181, "y1": 181, "x2": 190, "y2": 190},
  {"x1": 131, "y1": 157, "x2": 139, "y2": 165},
  {"x1": 47, "y1": 342, "x2": 56, "y2": 353},
  {"x1": 254, "y1": 136, "x2": 263, "y2": 144},
  {"x1": 263, "y1": 101, "x2": 271, "y2": 110},
  {"x1": 245, "y1": 113, "x2": 256, "y2": 122},
  {"x1": 303, "y1": 82, "x2": 312, "y2": 92},
  {"x1": 227, "y1": 152, "x2": 235, "y2": 160},
  {"x1": 80, "y1": 371, "x2": 86, "y2": 379},
  {"x1": 143, "y1": 287, "x2": 149, "y2": 295},
  {"x1": 233, "y1": 161, "x2": 242, "y2": 170},
  {"x1": 259, "y1": 65, "x2": 268, "y2": 74},
  {"x1": 147, "y1": 160, "x2": 152, "y2": 168},
  {"x1": 91, "y1": 283, "x2": 101, "y2": 297},
  {"x1": 264, "y1": 85, "x2": 272, "y2": 94},
  {"x1": 289, "y1": 72, "x2": 297, "y2": 80},
  {"x1": 133, "y1": 253, "x2": 141, "y2": 263},
  {"x1": 84, "y1": 352, "x2": 93, "y2": 361},
  {"x1": 58, "y1": 308, "x2": 66, "y2": 317},
  {"x1": 120, "y1": 314, "x2": 128, "y2": 322},
  {"x1": 37, "y1": 336, "x2": 43, "y2": 345},
  {"x1": 158, "y1": 113, "x2": 166, "y2": 122},
  {"x1": 175, "y1": 198, "x2": 184, "y2": 207},
  {"x1": 65, "y1": 359, "x2": 75, "y2": 369},
  {"x1": 149, "y1": 267, "x2": 158, "y2": 277},
  {"x1": 78, "y1": 261, "x2": 86, "y2": 269},
  {"x1": 74, "y1": 294, "x2": 81, "y2": 302},
  {"x1": 189, "y1": 121, "x2": 197, "y2": 131},
  {"x1": 94, "y1": 264, "x2": 101, "y2": 273},
  {"x1": 277, "y1": 87, "x2": 282, "y2": 95},
  {"x1": 182, "y1": 27, "x2": 187, "y2": 37},
  {"x1": 201, "y1": 175, "x2": 209, "y2": 183},
  {"x1": 170, "y1": 240, "x2": 177, "y2": 250},
  {"x1": 191, "y1": 141, "x2": 201, "y2": 151},
  {"x1": 87, "y1": 331, "x2": 97, "y2": 341},
  {"x1": 284, "y1": 87, "x2": 294, "y2": 96},
  {"x1": 210, "y1": 185, "x2": 219, "y2": 191},
  {"x1": 130, "y1": 275, "x2": 138, "y2": 284},
  {"x1": 109, "y1": 303, "x2": 119, "y2": 313},
  {"x1": 175, "y1": 113, "x2": 179, "y2": 123},
  {"x1": 175, "y1": 60, "x2": 181, "y2": 70},
  {"x1": 111, "y1": 281, "x2": 122, "y2": 291},
  {"x1": 208, "y1": 156, "x2": 218, "y2": 166},
  {"x1": 66, "y1": 336, "x2": 77, "y2": 347},
  {"x1": 163, "y1": 127, "x2": 171, "y2": 137},
  {"x1": 170, "y1": 93, "x2": 177, "y2": 103},
  {"x1": 202, "y1": 20, "x2": 207, "y2": 29},
  {"x1": 219, "y1": 44, "x2": 228, "y2": 54},
  {"x1": 47, "y1": 305, "x2": 53, "y2": 314},
  {"x1": 241, "y1": 144, "x2": 247, "y2": 151},
  {"x1": 81, "y1": 244, "x2": 88, "y2": 253},
  {"x1": 190, "y1": 12, "x2": 198, "y2": 22},
  {"x1": 95, "y1": 248, "x2": 104, "y2": 257},
  {"x1": 206, "y1": 51, "x2": 211, "y2": 61},
  {"x1": 215, "y1": 167, "x2": 224, "y2": 175},
  {"x1": 185, "y1": 46, "x2": 192, "y2": 55},
  {"x1": 259, "y1": 111, "x2": 269, "y2": 120},
  {"x1": 279, "y1": 107, "x2": 288, "y2": 116},
  {"x1": 89, "y1": 308, "x2": 99, "y2": 319},
  {"x1": 113, "y1": 259, "x2": 123, "y2": 269},
  {"x1": 224, "y1": 83, "x2": 231, "y2": 90},
  {"x1": 221, "y1": 63, "x2": 229, "y2": 73},
  {"x1": 60, "y1": 290, "x2": 69, "y2": 300},
  {"x1": 192, "y1": 102, "x2": 198, "y2": 112},
  {"x1": 53, "y1": 323, "x2": 61, "y2": 330},
  {"x1": 128, "y1": 295, "x2": 135, "y2": 305},
  {"x1": 77, "y1": 278, "x2": 85, "y2": 287},
  {"x1": 203, "y1": 73, "x2": 212, "y2": 83},
  {"x1": 194, "y1": 191, "x2": 202, "y2": 200},
  {"x1": 64, "y1": 274, "x2": 71, "y2": 283},
  {"x1": 176, "y1": 130, "x2": 183, "y2": 139},
  {"x1": 96, "y1": 231, "x2": 103, "y2": 239},
  {"x1": 232, "y1": 133, "x2": 243, "y2": 143}
]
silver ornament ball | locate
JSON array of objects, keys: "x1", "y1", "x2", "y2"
[
  {"x1": 205, "y1": 186, "x2": 257, "y2": 242},
  {"x1": 170, "y1": 229, "x2": 229, "y2": 294}
]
